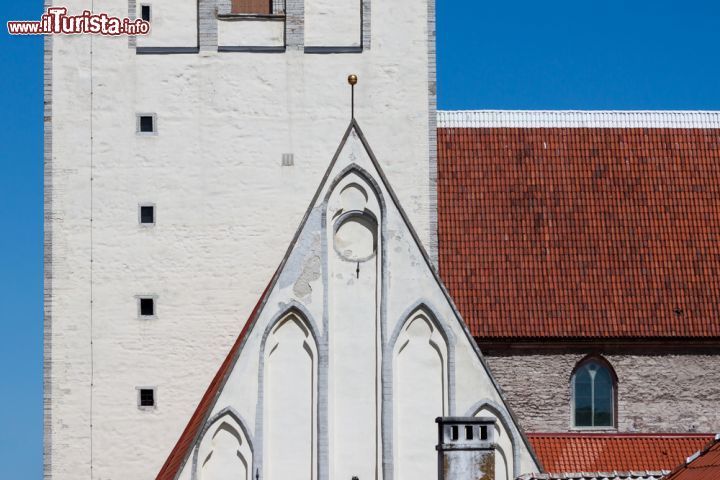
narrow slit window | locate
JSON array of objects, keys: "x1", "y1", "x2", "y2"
[
  {"x1": 140, "y1": 205, "x2": 155, "y2": 225},
  {"x1": 479, "y1": 426, "x2": 488, "y2": 440},
  {"x1": 140, "y1": 5, "x2": 151, "y2": 22},
  {"x1": 450, "y1": 426, "x2": 458, "y2": 441},
  {"x1": 138, "y1": 114, "x2": 156, "y2": 134},
  {"x1": 138, "y1": 388, "x2": 155, "y2": 407},
  {"x1": 139, "y1": 298, "x2": 155, "y2": 317},
  {"x1": 465, "y1": 426, "x2": 474, "y2": 440}
]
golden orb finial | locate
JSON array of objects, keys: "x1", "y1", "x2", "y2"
[{"x1": 348, "y1": 74, "x2": 358, "y2": 86}]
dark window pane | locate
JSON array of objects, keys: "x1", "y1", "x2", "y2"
[
  {"x1": 465, "y1": 426, "x2": 473, "y2": 440},
  {"x1": 139, "y1": 389, "x2": 155, "y2": 407},
  {"x1": 574, "y1": 368, "x2": 593, "y2": 426},
  {"x1": 140, "y1": 298, "x2": 154, "y2": 316},
  {"x1": 141, "y1": 5, "x2": 151, "y2": 21},
  {"x1": 593, "y1": 366, "x2": 614, "y2": 426},
  {"x1": 140, "y1": 206, "x2": 154, "y2": 224},
  {"x1": 575, "y1": 406, "x2": 592, "y2": 427},
  {"x1": 139, "y1": 116, "x2": 154, "y2": 132}
]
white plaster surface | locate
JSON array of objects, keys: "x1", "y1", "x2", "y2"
[
  {"x1": 305, "y1": 0, "x2": 361, "y2": 47},
  {"x1": 217, "y1": 19, "x2": 284, "y2": 47},
  {"x1": 136, "y1": 0, "x2": 198, "y2": 48}
]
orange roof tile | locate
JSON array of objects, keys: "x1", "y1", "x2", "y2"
[
  {"x1": 527, "y1": 433, "x2": 714, "y2": 473},
  {"x1": 438, "y1": 127, "x2": 720, "y2": 339},
  {"x1": 664, "y1": 435, "x2": 720, "y2": 480}
]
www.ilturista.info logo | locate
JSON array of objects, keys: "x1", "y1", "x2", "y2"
[{"x1": 7, "y1": 7, "x2": 150, "y2": 35}]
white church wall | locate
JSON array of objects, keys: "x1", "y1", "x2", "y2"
[
  {"x1": 217, "y1": 19, "x2": 285, "y2": 49},
  {"x1": 135, "y1": 0, "x2": 198, "y2": 48},
  {"x1": 305, "y1": 0, "x2": 362, "y2": 48}
]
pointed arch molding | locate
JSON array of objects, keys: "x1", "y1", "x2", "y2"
[
  {"x1": 321, "y1": 163, "x2": 387, "y2": 480},
  {"x1": 464, "y1": 399, "x2": 522, "y2": 480},
  {"x1": 571, "y1": 354, "x2": 618, "y2": 382},
  {"x1": 254, "y1": 301, "x2": 324, "y2": 480},
  {"x1": 382, "y1": 301, "x2": 457, "y2": 480},
  {"x1": 191, "y1": 407, "x2": 255, "y2": 480}
]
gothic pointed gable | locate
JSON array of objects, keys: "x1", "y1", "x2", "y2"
[{"x1": 157, "y1": 120, "x2": 541, "y2": 480}]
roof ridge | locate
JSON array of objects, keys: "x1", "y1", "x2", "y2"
[
  {"x1": 437, "y1": 110, "x2": 720, "y2": 128},
  {"x1": 439, "y1": 109, "x2": 720, "y2": 113}
]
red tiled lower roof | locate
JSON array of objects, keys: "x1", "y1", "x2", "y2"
[
  {"x1": 527, "y1": 433, "x2": 714, "y2": 473},
  {"x1": 665, "y1": 435, "x2": 720, "y2": 480},
  {"x1": 438, "y1": 127, "x2": 720, "y2": 339}
]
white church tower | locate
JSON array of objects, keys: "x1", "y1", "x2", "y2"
[{"x1": 44, "y1": 1, "x2": 436, "y2": 479}]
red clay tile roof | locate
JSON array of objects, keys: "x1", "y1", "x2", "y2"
[
  {"x1": 438, "y1": 127, "x2": 720, "y2": 339},
  {"x1": 664, "y1": 434, "x2": 720, "y2": 480},
  {"x1": 156, "y1": 280, "x2": 273, "y2": 480},
  {"x1": 527, "y1": 433, "x2": 714, "y2": 473}
]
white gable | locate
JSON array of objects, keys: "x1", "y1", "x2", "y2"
[{"x1": 171, "y1": 122, "x2": 541, "y2": 480}]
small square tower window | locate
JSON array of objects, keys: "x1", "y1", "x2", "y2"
[
  {"x1": 139, "y1": 205, "x2": 155, "y2": 225},
  {"x1": 139, "y1": 297, "x2": 155, "y2": 317},
  {"x1": 137, "y1": 114, "x2": 156, "y2": 134},
  {"x1": 137, "y1": 388, "x2": 156, "y2": 408},
  {"x1": 140, "y1": 5, "x2": 151, "y2": 22}
]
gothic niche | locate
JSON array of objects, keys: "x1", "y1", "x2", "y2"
[
  {"x1": 475, "y1": 405, "x2": 514, "y2": 480},
  {"x1": 394, "y1": 311, "x2": 448, "y2": 480},
  {"x1": 333, "y1": 184, "x2": 377, "y2": 262},
  {"x1": 263, "y1": 313, "x2": 317, "y2": 480},
  {"x1": 196, "y1": 413, "x2": 253, "y2": 480}
]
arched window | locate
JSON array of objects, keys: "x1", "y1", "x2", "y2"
[{"x1": 571, "y1": 357, "x2": 616, "y2": 428}]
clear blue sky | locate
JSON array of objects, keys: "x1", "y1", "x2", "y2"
[{"x1": 2, "y1": 0, "x2": 720, "y2": 477}]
